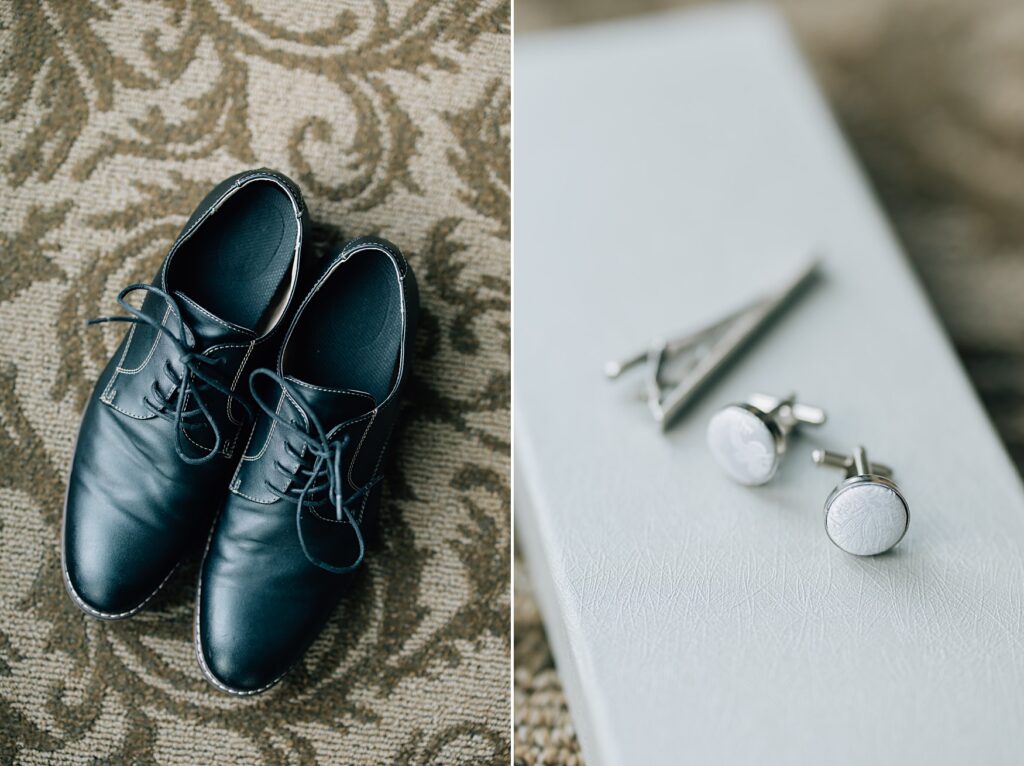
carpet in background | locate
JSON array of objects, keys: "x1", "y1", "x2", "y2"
[{"x1": 0, "y1": 1, "x2": 510, "y2": 763}]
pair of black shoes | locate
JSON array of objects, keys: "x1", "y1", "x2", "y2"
[{"x1": 62, "y1": 169, "x2": 418, "y2": 695}]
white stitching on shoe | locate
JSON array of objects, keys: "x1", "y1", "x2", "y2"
[
  {"x1": 242, "y1": 392, "x2": 287, "y2": 462},
  {"x1": 344, "y1": 411, "x2": 377, "y2": 491},
  {"x1": 176, "y1": 293, "x2": 255, "y2": 336},
  {"x1": 287, "y1": 379, "x2": 375, "y2": 398},
  {"x1": 102, "y1": 303, "x2": 165, "y2": 404},
  {"x1": 102, "y1": 397, "x2": 157, "y2": 420},
  {"x1": 227, "y1": 342, "x2": 255, "y2": 426},
  {"x1": 115, "y1": 305, "x2": 172, "y2": 376}
]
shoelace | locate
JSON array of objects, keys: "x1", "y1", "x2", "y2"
[
  {"x1": 88, "y1": 284, "x2": 250, "y2": 465},
  {"x1": 250, "y1": 368, "x2": 382, "y2": 574}
]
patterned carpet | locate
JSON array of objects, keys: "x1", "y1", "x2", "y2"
[
  {"x1": 514, "y1": 0, "x2": 1024, "y2": 764},
  {"x1": 0, "y1": 1, "x2": 509, "y2": 764}
]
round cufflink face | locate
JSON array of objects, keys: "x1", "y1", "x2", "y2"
[
  {"x1": 706, "y1": 405, "x2": 782, "y2": 486},
  {"x1": 824, "y1": 477, "x2": 909, "y2": 556}
]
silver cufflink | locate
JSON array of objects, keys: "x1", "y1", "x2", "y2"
[
  {"x1": 707, "y1": 393, "x2": 826, "y2": 486},
  {"x1": 812, "y1": 446, "x2": 909, "y2": 556}
]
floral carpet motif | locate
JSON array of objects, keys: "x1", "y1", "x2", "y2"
[{"x1": 0, "y1": 1, "x2": 510, "y2": 763}]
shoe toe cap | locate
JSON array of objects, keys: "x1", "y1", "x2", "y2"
[
  {"x1": 196, "y1": 631, "x2": 285, "y2": 695},
  {"x1": 63, "y1": 485, "x2": 185, "y2": 619},
  {"x1": 196, "y1": 569, "x2": 337, "y2": 695},
  {"x1": 63, "y1": 517, "x2": 180, "y2": 619},
  {"x1": 196, "y1": 597, "x2": 298, "y2": 694}
]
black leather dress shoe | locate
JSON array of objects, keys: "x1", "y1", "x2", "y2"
[
  {"x1": 195, "y1": 237, "x2": 418, "y2": 695},
  {"x1": 63, "y1": 169, "x2": 310, "y2": 619}
]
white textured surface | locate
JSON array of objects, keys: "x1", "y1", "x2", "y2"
[
  {"x1": 516, "y1": 7, "x2": 1024, "y2": 766},
  {"x1": 706, "y1": 406, "x2": 778, "y2": 485},
  {"x1": 825, "y1": 483, "x2": 908, "y2": 556}
]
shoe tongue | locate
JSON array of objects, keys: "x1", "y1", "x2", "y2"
[
  {"x1": 284, "y1": 376, "x2": 376, "y2": 429},
  {"x1": 173, "y1": 291, "x2": 255, "y2": 348}
]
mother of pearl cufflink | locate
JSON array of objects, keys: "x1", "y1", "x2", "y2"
[
  {"x1": 706, "y1": 393, "x2": 826, "y2": 486},
  {"x1": 812, "y1": 446, "x2": 909, "y2": 556}
]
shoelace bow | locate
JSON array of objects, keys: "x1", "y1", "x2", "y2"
[
  {"x1": 88, "y1": 284, "x2": 251, "y2": 465},
  {"x1": 249, "y1": 368, "x2": 381, "y2": 574}
]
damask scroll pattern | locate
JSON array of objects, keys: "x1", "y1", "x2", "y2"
[{"x1": 0, "y1": 1, "x2": 510, "y2": 763}]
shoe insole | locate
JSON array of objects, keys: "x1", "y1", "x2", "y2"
[
  {"x1": 289, "y1": 252, "x2": 402, "y2": 403},
  {"x1": 171, "y1": 182, "x2": 297, "y2": 332}
]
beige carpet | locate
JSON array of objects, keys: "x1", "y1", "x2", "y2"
[
  {"x1": 0, "y1": 1, "x2": 509, "y2": 763},
  {"x1": 514, "y1": 0, "x2": 1024, "y2": 764}
]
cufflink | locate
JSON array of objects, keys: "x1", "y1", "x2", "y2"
[
  {"x1": 706, "y1": 393, "x2": 826, "y2": 486},
  {"x1": 812, "y1": 446, "x2": 909, "y2": 556}
]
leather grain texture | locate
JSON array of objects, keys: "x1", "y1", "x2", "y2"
[
  {"x1": 515, "y1": 6, "x2": 1024, "y2": 766},
  {"x1": 63, "y1": 169, "x2": 305, "y2": 622},
  {"x1": 516, "y1": 0, "x2": 1024, "y2": 760},
  {"x1": 0, "y1": 1, "x2": 509, "y2": 763},
  {"x1": 196, "y1": 242, "x2": 418, "y2": 695}
]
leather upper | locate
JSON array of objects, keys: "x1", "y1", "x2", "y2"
[
  {"x1": 196, "y1": 237, "x2": 418, "y2": 694},
  {"x1": 63, "y1": 169, "x2": 310, "y2": 619}
]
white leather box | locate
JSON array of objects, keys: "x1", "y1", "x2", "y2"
[{"x1": 514, "y1": 6, "x2": 1024, "y2": 766}]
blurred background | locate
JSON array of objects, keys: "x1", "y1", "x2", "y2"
[{"x1": 515, "y1": 0, "x2": 1024, "y2": 763}]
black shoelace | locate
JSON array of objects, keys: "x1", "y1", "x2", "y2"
[
  {"x1": 88, "y1": 284, "x2": 250, "y2": 465},
  {"x1": 250, "y1": 368, "x2": 381, "y2": 574}
]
